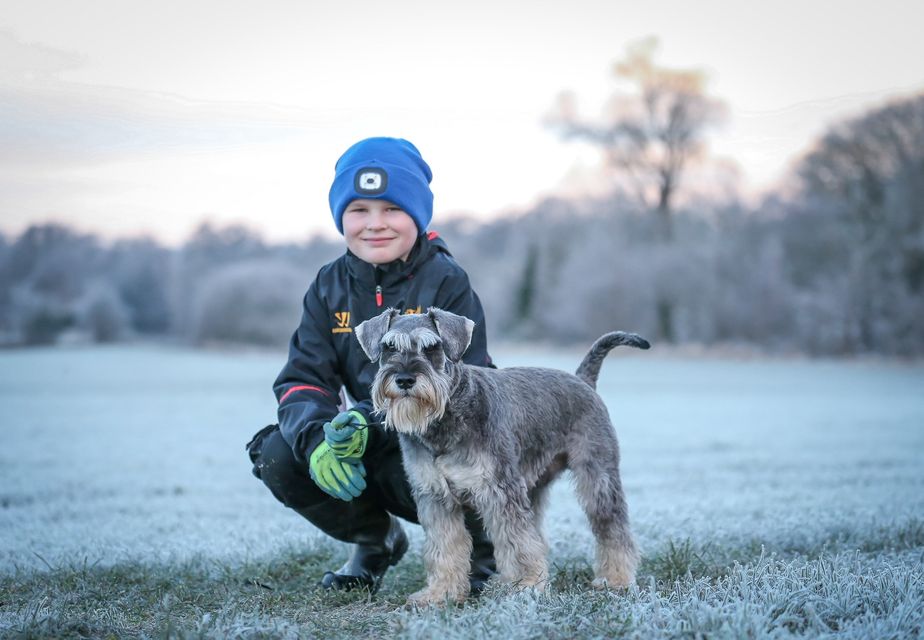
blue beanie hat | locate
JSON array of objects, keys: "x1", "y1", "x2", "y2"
[{"x1": 328, "y1": 137, "x2": 433, "y2": 234}]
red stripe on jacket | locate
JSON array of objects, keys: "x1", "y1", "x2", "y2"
[{"x1": 279, "y1": 385, "x2": 332, "y2": 404}]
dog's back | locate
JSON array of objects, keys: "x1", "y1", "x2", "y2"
[
  {"x1": 455, "y1": 363, "x2": 615, "y2": 484},
  {"x1": 461, "y1": 329, "x2": 650, "y2": 447},
  {"x1": 469, "y1": 364, "x2": 603, "y2": 424}
]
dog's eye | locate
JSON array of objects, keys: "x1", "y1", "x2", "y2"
[
  {"x1": 423, "y1": 343, "x2": 440, "y2": 354},
  {"x1": 381, "y1": 343, "x2": 396, "y2": 355}
]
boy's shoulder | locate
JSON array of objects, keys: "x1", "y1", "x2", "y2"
[
  {"x1": 316, "y1": 252, "x2": 350, "y2": 279},
  {"x1": 302, "y1": 254, "x2": 350, "y2": 300},
  {"x1": 426, "y1": 244, "x2": 469, "y2": 281},
  {"x1": 421, "y1": 233, "x2": 468, "y2": 275}
]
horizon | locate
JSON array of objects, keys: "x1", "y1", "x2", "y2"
[{"x1": 2, "y1": 0, "x2": 923, "y2": 246}]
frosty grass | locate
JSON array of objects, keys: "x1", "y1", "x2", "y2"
[{"x1": 1, "y1": 345, "x2": 922, "y2": 638}]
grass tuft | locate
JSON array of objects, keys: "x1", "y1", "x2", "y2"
[{"x1": 2, "y1": 542, "x2": 922, "y2": 639}]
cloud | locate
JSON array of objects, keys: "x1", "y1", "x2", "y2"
[
  {"x1": 0, "y1": 29, "x2": 85, "y2": 81},
  {"x1": 0, "y1": 31, "x2": 344, "y2": 243}
]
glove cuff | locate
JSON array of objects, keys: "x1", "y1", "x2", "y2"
[{"x1": 309, "y1": 440, "x2": 330, "y2": 467}]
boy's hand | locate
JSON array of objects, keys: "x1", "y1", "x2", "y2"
[
  {"x1": 323, "y1": 410, "x2": 368, "y2": 463},
  {"x1": 309, "y1": 442, "x2": 367, "y2": 501}
]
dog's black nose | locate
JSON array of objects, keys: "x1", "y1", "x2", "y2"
[{"x1": 395, "y1": 374, "x2": 416, "y2": 390}]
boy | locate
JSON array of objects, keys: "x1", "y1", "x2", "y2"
[{"x1": 247, "y1": 137, "x2": 496, "y2": 594}]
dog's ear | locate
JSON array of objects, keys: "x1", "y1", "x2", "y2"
[
  {"x1": 427, "y1": 307, "x2": 474, "y2": 363},
  {"x1": 355, "y1": 308, "x2": 399, "y2": 361}
]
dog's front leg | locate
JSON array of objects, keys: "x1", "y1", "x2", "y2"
[
  {"x1": 408, "y1": 492, "x2": 472, "y2": 606},
  {"x1": 476, "y1": 484, "x2": 549, "y2": 591}
]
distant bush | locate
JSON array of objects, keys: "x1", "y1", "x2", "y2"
[
  {"x1": 188, "y1": 259, "x2": 306, "y2": 347},
  {"x1": 22, "y1": 306, "x2": 74, "y2": 345},
  {"x1": 78, "y1": 284, "x2": 131, "y2": 343}
]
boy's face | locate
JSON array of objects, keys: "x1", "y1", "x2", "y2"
[{"x1": 342, "y1": 199, "x2": 419, "y2": 265}]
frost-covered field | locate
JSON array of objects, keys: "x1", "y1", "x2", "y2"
[{"x1": 1, "y1": 345, "x2": 923, "y2": 638}]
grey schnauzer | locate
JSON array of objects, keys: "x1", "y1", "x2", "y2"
[{"x1": 355, "y1": 307, "x2": 648, "y2": 605}]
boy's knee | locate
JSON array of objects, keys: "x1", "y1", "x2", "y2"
[
  {"x1": 246, "y1": 424, "x2": 279, "y2": 477},
  {"x1": 248, "y1": 426, "x2": 324, "y2": 508}
]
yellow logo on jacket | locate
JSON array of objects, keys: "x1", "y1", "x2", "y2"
[
  {"x1": 332, "y1": 307, "x2": 420, "y2": 334},
  {"x1": 332, "y1": 312, "x2": 352, "y2": 333}
]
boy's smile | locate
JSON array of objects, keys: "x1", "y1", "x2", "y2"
[{"x1": 343, "y1": 199, "x2": 419, "y2": 265}]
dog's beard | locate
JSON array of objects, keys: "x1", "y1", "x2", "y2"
[{"x1": 371, "y1": 368, "x2": 451, "y2": 436}]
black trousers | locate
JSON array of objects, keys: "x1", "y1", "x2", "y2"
[
  {"x1": 248, "y1": 425, "x2": 419, "y2": 543},
  {"x1": 248, "y1": 423, "x2": 496, "y2": 585}
]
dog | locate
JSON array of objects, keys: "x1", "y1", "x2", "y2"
[{"x1": 355, "y1": 307, "x2": 648, "y2": 604}]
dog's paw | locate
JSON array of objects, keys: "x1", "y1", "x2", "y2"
[
  {"x1": 591, "y1": 574, "x2": 634, "y2": 590},
  {"x1": 406, "y1": 587, "x2": 466, "y2": 607},
  {"x1": 498, "y1": 567, "x2": 550, "y2": 593}
]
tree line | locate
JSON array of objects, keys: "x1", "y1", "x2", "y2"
[{"x1": 1, "y1": 91, "x2": 921, "y2": 355}]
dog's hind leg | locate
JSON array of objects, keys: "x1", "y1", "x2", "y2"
[
  {"x1": 527, "y1": 482, "x2": 553, "y2": 549},
  {"x1": 570, "y1": 423, "x2": 639, "y2": 589},
  {"x1": 476, "y1": 484, "x2": 549, "y2": 590}
]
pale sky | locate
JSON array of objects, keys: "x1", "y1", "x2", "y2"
[{"x1": 1, "y1": 0, "x2": 922, "y2": 245}]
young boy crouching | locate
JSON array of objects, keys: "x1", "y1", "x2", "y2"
[{"x1": 247, "y1": 137, "x2": 496, "y2": 594}]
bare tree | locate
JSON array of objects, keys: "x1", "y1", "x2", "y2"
[
  {"x1": 550, "y1": 38, "x2": 726, "y2": 241},
  {"x1": 548, "y1": 38, "x2": 726, "y2": 341}
]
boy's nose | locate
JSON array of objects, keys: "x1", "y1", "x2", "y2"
[{"x1": 366, "y1": 211, "x2": 387, "y2": 229}]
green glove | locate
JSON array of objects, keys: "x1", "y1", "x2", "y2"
[
  {"x1": 309, "y1": 441, "x2": 367, "y2": 501},
  {"x1": 323, "y1": 410, "x2": 368, "y2": 463}
]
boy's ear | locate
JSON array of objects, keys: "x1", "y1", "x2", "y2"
[
  {"x1": 427, "y1": 307, "x2": 474, "y2": 362},
  {"x1": 355, "y1": 308, "x2": 399, "y2": 361}
]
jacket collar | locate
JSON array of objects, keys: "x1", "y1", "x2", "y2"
[{"x1": 345, "y1": 232, "x2": 451, "y2": 288}]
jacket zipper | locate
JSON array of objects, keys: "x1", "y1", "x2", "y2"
[{"x1": 374, "y1": 269, "x2": 383, "y2": 307}]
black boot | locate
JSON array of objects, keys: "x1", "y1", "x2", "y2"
[
  {"x1": 295, "y1": 502, "x2": 408, "y2": 594},
  {"x1": 464, "y1": 509, "x2": 497, "y2": 594},
  {"x1": 320, "y1": 515, "x2": 408, "y2": 592}
]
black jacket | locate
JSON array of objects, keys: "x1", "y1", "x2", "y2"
[{"x1": 274, "y1": 232, "x2": 493, "y2": 462}]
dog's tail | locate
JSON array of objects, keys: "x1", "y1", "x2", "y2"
[{"x1": 575, "y1": 332, "x2": 650, "y2": 389}]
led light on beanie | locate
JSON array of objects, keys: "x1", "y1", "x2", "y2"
[
  {"x1": 329, "y1": 137, "x2": 434, "y2": 234},
  {"x1": 355, "y1": 168, "x2": 387, "y2": 195}
]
